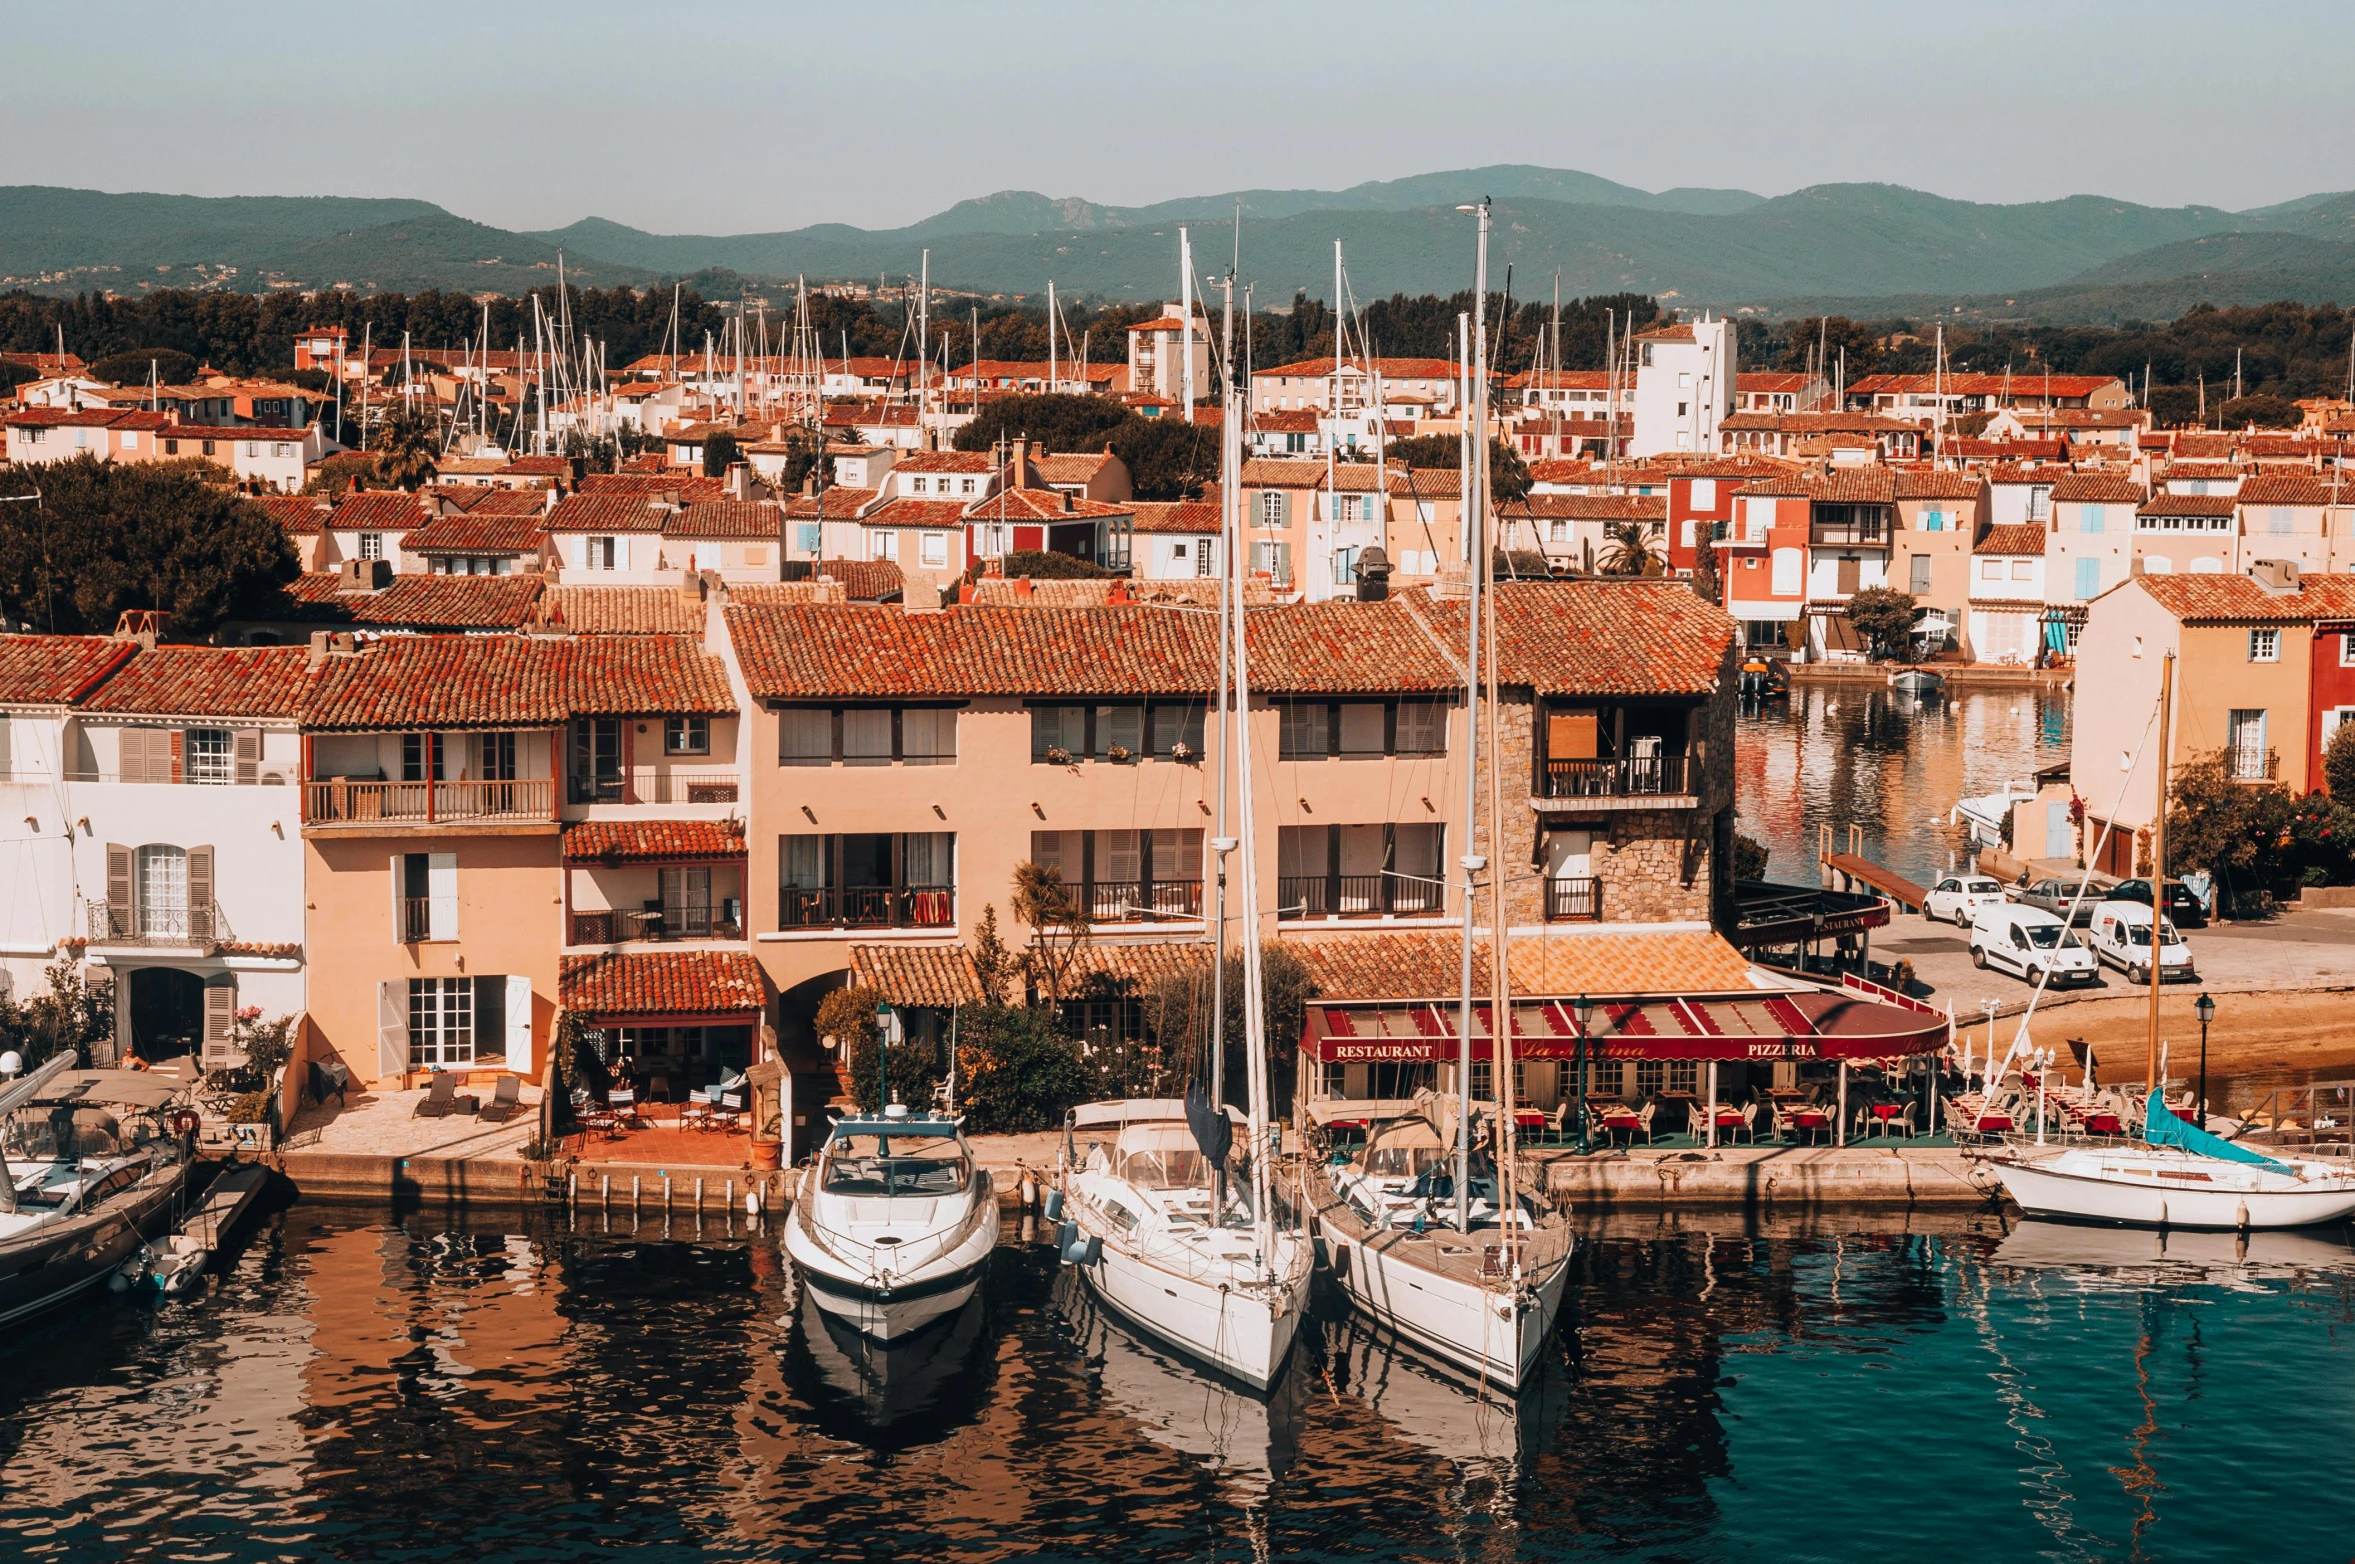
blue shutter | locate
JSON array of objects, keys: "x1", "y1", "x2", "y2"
[
  {"x1": 2074, "y1": 557, "x2": 2102, "y2": 600},
  {"x1": 2082, "y1": 504, "x2": 2104, "y2": 535},
  {"x1": 795, "y1": 522, "x2": 822, "y2": 553}
]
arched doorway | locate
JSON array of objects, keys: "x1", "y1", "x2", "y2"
[{"x1": 127, "y1": 967, "x2": 204, "y2": 1064}]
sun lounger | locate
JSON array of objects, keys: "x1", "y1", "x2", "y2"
[
  {"x1": 477, "y1": 1074, "x2": 524, "y2": 1123},
  {"x1": 413, "y1": 1073, "x2": 459, "y2": 1119}
]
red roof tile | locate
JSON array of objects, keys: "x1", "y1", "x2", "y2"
[
  {"x1": 1892, "y1": 470, "x2": 1986, "y2": 500},
  {"x1": 850, "y1": 944, "x2": 984, "y2": 1007},
  {"x1": 2047, "y1": 471, "x2": 2144, "y2": 503},
  {"x1": 254, "y1": 495, "x2": 332, "y2": 536},
  {"x1": 299, "y1": 631, "x2": 731, "y2": 729},
  {"x1": 2138, "y1": 494, "x2": 2239, "y2": 518},
  {"x1": 1509, "y1": 494, "x2": 1666, "y2": 521},
  {"x1": 667, "y1": 501, "x2": 784, "y2": 539},
  {"x1": 1290, "y1": 928, "x2": 1755, "y2": 1000},
  {"x1": 863, "y1": 497, "x2": 973, "y2": 530},
  {"x1": 546, "y1": 493, "x2": 666, "y2": 533},
  {"x1": 1974, "y1": 524, "x2": 2050, "y2": 557},
  {"x1": 1423, "y1": 580, "x2": 1734, "y2": 697},
  {"x1": 80, "y1": 645, "x2": 309, "y2": 717},
  {"x1": 2131, "y1": 574, "x2": 2344, "y2": 625},
  {"x1": 564, "y1": 818, "x2": 747, "y2": 864},
  {"x1": 400, "y1": 513, "x2": 546, "y2": 554},
  {"x1": 327, "y1": 491, "x2": 428, "y2": 532},
  {"x1": 2236, "y1": 472, "x2": 2337, "y2": 506},
  {"x1": 536, "y1": 585, "x2": 705, "y2": 634},
  {"x1": 783, "y1": 487, "x2": 878, "y2": 519},
  {"x1": 0, "y1": 635, "x2": 135, "y2": 705},
  {"x1": 558, "y1": 951, "x2": 767, "y2": 1017}
]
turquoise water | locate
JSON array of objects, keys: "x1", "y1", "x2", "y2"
[{"x1": 0, "y1": 1206, "x2": 2348, "y2": 1562}]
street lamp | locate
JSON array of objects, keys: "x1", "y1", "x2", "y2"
[
  {"x1": 1572, "y1": 993, "x2": 1598, "y2": 1154},
  {"x1": 2193, "y1": 991, "x2": 2216, "y2": 1126},
  {"x1": 875, "y1": 997, "x2": 894, "y2": 1112}
]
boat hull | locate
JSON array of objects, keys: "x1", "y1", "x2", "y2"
[
  {"x1": 1993, "y1": 1151, "x2": 2355, "y2": 1230},
  {"x1": 782, "y1": 1180, "x2": 1000, "y2": 1343},
  {"x1": 1076, "y1": 1235, "x2": 1306, "y2": 1391},
  {"x1": 1314, "y1": 1212, "x2": 1570, "y2": 1390},
  {"x1": 0, "y1": 1164, "x2": 185, "y2": 1328}
]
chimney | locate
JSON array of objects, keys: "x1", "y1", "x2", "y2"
[
  {"x1": 337, "y1": 558, "x2": 393, "y2": 594},
  {"x1": 1060, "y1": 489, "x2": 1073, "y2": 512},
  {"x1": 2250, "y1": 557, "x2": 2302, "y2": 594},
  {"x1": 1357, "y1": 545, "x2": 1393, "y2": 601},
  {"x1": 1010, "y1": 439, "x2": 1030, "y2": 488}
]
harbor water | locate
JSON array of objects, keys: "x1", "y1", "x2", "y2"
[
  {"x1": 3, "y1": 1204, "x2": 2350, "y2": 1562},
  {"x1": 1737, "y1": 681, "x2": 2073, "y2": 888}
]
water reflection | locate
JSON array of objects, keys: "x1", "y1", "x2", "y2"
[
  {"x1": 1739, "y1": 683, "x2": 2073, "y2": 886},
  {"x1": 2, "y1": 1206, "x2": 2352, "y2": 1562}
]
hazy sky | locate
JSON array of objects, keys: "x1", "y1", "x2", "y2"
[{"x1": 14, "y1": 1, "x2": 2351, "y2": 233}]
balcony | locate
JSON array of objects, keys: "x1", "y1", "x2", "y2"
[
  {"x1": 569, "y1": 767, "x2": 741, "y2": 806},
  {"x1": 87, "y1": 900, "x2": 230, "y2": 951},
  {"x1": 1278, "y1": 873, "x2": 1447, "y2": 921},
  {"x1": 1082, "y1": 879, "x2": 1204, "y2": 924},
  {"x1": 569, "y1": 907, "x2": 745, "y2": 945},
  {"x1": 1540, "y1": 755, "x2": 1695, "y2": 808},
  {"x1": 397, "y1": 897, "x2": 431, "y2": 943},
  {"x1": 304, "y1": 778, "x2": 555, "y2": 827},
  {"x1": 780, "y1": 885, "x2": 954, "y2": 932},
  {"x1": 1545, "y1": 877, "x2": 1602, "y2": 922}
]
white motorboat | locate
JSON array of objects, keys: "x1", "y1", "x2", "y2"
[
  {"x1": 0, "y1": 1056, "x2": 197, "y2": 1326},
  {"x1": 1987, "y1": 1095, "x2": 2355, "y2": 1230},
  {"x1": 1057, "y1": 1099, "x2": 1314, "y2": 1390},
  {"x1": 1306, "y1": 1099, "x2": 1572, "y2": 1391},
  {"x1": 783, "y1": 1105, "x2": 999, "y2": 1341}
]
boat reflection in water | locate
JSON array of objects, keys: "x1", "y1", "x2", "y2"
[
  {"x1": 1992, "y1": 1217, "x2": 2355, "y2": 1282},
  {"x1": 1317, "y1": 1308, "x2": 1566, "y2": 1476},
  {"x1": 787, "y1": 1279, "x2": 994, "y2": 1450},
  {"x1": 1052, "y1": 1267, "x2": 1303, "y2": 1490}
]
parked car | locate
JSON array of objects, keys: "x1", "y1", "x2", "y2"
[
  {"x1": 2014, "y1": 876, "x2": 2103, "y2": 925},
  {"x1": 1969, "y1": 904, "x2": 2100, "y2": 986},
  {"x1": 1924, "y1": 873, "x2": 2009, "y2": 925},
  {"x1": 2103, "y1": 877, "x2": 2207, "y2": 928},
  {"x1": 2086, "y1": 901, "x2": 2197, "y2": 984}
]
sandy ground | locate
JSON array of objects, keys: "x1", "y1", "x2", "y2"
[{"x1": 1953, "y1": 987, "x2": 2355, "y2": 1090}]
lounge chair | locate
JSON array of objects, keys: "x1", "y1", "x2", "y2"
[
  {"x1": 608, "y1": 1086, "x2": 643, "y2": 1132},
  {"x1": 477, "y1": 1074, "x2": 524, "y2": 1123},
  {"x1": 709, "y1": 1089, "x2": 746, "y2": 1132},
  {"x1": 414, "y1": 1073, "x2": 459, "y2": 1119}
]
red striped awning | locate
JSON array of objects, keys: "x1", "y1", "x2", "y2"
[{"x1": 1301, "y1": 989, "x2": 1943, "y2": 1064}]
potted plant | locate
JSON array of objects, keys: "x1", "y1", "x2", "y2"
[
  {"x1": 1106, "y1": 743, "x2": 1135, "y2": 764},
  {"x1": 1044, "y1": 745, "x2": 1075, "y2": 766},
  {"x1": 1169, "y1": 741, "x2": 1197, "y2": 764}
]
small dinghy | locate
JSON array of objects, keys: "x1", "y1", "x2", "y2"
[
  {"x1": 115, "y1": 1233, "x2": 209, "y2": 1296},
  {"x1": 1888, "y1": 668, "x2": 1943, "y2": 696},
  {"x1": 1989, "y1": 1094, "x2": 2355, "y2": 1230},
  {"x1": 783, "y1": 1105, "x2": 999, "y2": 1342}
]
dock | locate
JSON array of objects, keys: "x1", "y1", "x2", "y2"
[
  {"x1": 1819, "y1": 824, "x2": 1927, "y2": 914},
  {"x1": 185, "y1": 1162, "x2": 271, "y2": 1253}
]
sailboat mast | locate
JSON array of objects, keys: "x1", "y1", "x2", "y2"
[
  {"x1": 1212, "y1": 269, "x2": 1238, "y2": 1211},
  {"x1": 1476, "y1": 207, "x2": 1524, "y2": 1268},
  {"x1": 2148, "y1": 651, "x2": 2174, "y2": 1095},
  {"x1": 1223, "y1": 282, "x2": 1274, "y2": 1258},
  {"x1": 1179, "y1": 226, "x2": 1195, "y2": 423},
  {"x1": 918, "y1": 249, "x2": 930, "y2": 445}
]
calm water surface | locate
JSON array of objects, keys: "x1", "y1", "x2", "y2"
[
  {"x1": 1737, "y1": 683, "x2": 2074, "y2": 890},
  {"x1": 3, "y1": 1203, "x2": 2350, "y2": 1562}
]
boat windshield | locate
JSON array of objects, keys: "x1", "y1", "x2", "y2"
[
  {"x1": 821, "y1": 1132, "x2": 969, "y2": 1196},
  {"x1": 1359, "y1": 1119, "x2": 1451, "y2": 1179},
  {"x1": 3, "y1": 1105, "x2": 129, "y2": 1161},
  {"x1": 1113, "y1": 1122, "x2": 1215, "y2": 1190}
]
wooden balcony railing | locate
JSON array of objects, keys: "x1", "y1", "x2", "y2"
[
  {"x1": 1542, "y1": 754, "x2": 1690, "y2": 800},
  {"x1": 779, "y1": 885, "x2": 955, "y2": 931},
  {"x1": 304, "y1": 778, "x2": 554, "y2": 825}
]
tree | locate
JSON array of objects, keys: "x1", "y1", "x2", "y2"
[
  {"x1": 2325, "y1": 720, "x2": 2355, "y2": 801},
  {"x1": 1844, "y1": 586, "x2": 1924, "y2": 660},
  {"x1": 952, "y1": 393, "x2": 1131, "y2": 457},
  {"x1": 1110, "y1": 416, "x2": 1218, "y2": 501},
  {"x1": 1012, "y1": 861, "x2": 1090, "y2": 1003},
  {"x1": 0, "y1": 454, "x2": 298, "y2": 636},
  {"x1": 1143, "y1": 942, "x2": 1316, "y2": 1116},
  {"x1": 2218, "y1": 393, "x2": 2300, "y2": 429},
  {"x1": 1599, "y1": 518, "x2": 1664, "y2": 576},
  {"x1": 813, "y1": 983, "x2": 940, "y2": 1112},
  {"x1": 1733, "y1": 832, "x2": 1770, "y2": 882},
  {"x1": 88, "y1": 347, "x2": 199, "y2": 387},
  {"x1": 701, "y1": 429, "x2": 742, "y2": 477},
  {"x1": 1383, "y1": 434, "x2": 1529, "y2": 501},
  {"x1": 1774, "y1": 315, "x2": 1883, "y2": 378},
  {"x1": 954, "y1": 1003, "x2": 1088, "y2": 1133},
  {"x1": 372, "y1": 399, "x2": 439, "y2": 491},
  {"x1": 969, "y1": 903, "x2": 1017, "y2": 1006},
  {"x1": 0, "y1": 954, "x2": 114, "y2": 1067},
  {"x1": 2166, "y1": 752, "x2": 2296, "y2": 913}
]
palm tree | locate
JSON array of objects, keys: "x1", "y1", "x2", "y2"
[
  {"x1": 1599, "y1": 518, "x2": 1664, "y2": 576},
  {"x1": 373, "y1": 399, "x2": 440, "y2": 491}
]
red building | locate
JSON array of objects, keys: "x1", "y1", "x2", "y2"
[{"x1": 2309, "y1": 613, "x2": 2355, "y2": 790}]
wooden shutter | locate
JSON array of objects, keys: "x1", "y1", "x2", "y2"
[
  {"x1": 106, "y1": 843, "x2": 132, "y2": 934},
  {"x1": 428, "y1": 852, "x2": 458, "y2": 941},
  {"x1": 187, "y1": 845, "x2": 215, "y2": 940},
  {"x1": 505, "y1": 976, "x2": 534, "y2": 1076},
  {"x1": 168, "y1": 727, "x2": 184, "y2": 784},
  {"x1": 234, "y1": 729, "x2": 261, "y2": 784},
  {"x1": 202, "y1": 978, "x2": 237, "y2": 1069},
  {"x1": 377, "y1": 979, "x2": 410, "y2": 1079},
  {"x1": 1549, "y1": 712, "x2": 1599, "y2": 761},
  {"x1": 1276, "y1": 491, "x2": 1292, "y2": 526}
]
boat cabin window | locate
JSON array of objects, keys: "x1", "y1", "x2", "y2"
[
  {"x1": 820, "y1": 1132, "x2": 970, "y2": 1196},
  {"x1": 4, "y1": 1106, "x2": 128, "y2": 1161},
  {"x1": 1363, "y1": 1139, "x2": 1451, "y2": 1179},
  {"x1": 1113, "y1": 1123, "x2": 1216, "y2": 1190},
  {"x1": 78, "y1": 1166, "x2": 143, "y2": 1207}
]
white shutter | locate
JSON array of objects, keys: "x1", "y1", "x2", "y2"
[
  {"x1": 505, "y1": 975, "x2": 533, "y2": 1076},
  {"x1": 568, "y1": 535, "x2": 587, "y2": 571},
  {"x1": 693, "y1": 542, "x2": 719, "y2": 571},
  {"x1": 377, "y1": 978, "x2": 410, "y2": 1078},
  {"x1": 615, "y1": 536, "x2": 631, "y2": 571},
  {"x1": 390, "y1": 853, "x2": 405, "y2": 940},
  {"x1": 428, "y1": 852, "x2": 458, "y2": 940}
]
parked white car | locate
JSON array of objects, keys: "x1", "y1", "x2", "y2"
[
  {"x1": 1924, "y1": 873, "x2": 2008, "y2": 925},
  {"x1": 1969, "y1": 904, "x2": 2099, "y2": 987},
  {"x1": 2086, "y1": 901, "x2": 2197, "y2": 984}
]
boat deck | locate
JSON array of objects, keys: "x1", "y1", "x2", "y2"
[{"x1": 1308, "y1": 1177, "x2": 1573, "y2": 1286}]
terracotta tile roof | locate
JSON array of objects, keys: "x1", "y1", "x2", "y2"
[
  {"x1": 1031, "y1": 452, "x2": 1118, "y2": 485},
  {"x1": 2162, "y1": 433, "x2": 2237, "y2": 460},
  {"x1": 668, "y1": 501, "x2": 784, "y2": 539},
  {"x1": 400, "y1": 513, "x2": 546, "y2": 553},
  {"x1": 866, "y1": 497, "x2": 978, "y2": 529},
  {"x1": 1238, "y1": 459, "x2": 1403, "y2": 493},
  {"x1": 1249, "y1": 409, "x2": 1321, "y2": 433},
  {"x1": 462, "y1": 488, "x2": 553, "y2": 516},
  {"x1": 262, "y1": 573, "x2": 548, "y2": 630},
  {"x1": 1252, "y1": 602, "x2": 1463, "y2": 693},
  {"x1": 546, "y1": 493, "x2": 666, "y2": 532},
  {"x1": 814, "y1": 560, "x2": 903, "y2": 601},
  {"x1": 965, "y1": 488, "x2": 1132, "y2": 522},
  {"x1": 1849, "y1": 372, "x2": 2121, "y2": 399},
  {"x1": 2132, "y1": 574, "x2": 2339, "y2": 625},
  {"x1": 577, "y1": 472, "x2": 732, "y2": 504},
  {"x1": 80, "y1": 645, "x2": 310, "y2": 717},
  {"x1": 893, "y1": 451, "x2": 995, "y2": 474},
  {"x1": 1128, "y1": 499, "x2": 1221, "y2": 533},
  {"x1": 1974, "y1": 524, "x2": 2050, "y2": 557},
  {"x1": 328, "y1": 491, "x2": 427, "y2": 532},
  {"x1": 1737, "y1": 466, "x2": 1898, "y2": 503},
  {"x1": 564, "y1": 818, "x2": 747, "y2": 864},
  {"x1": 4, "y1": 407, "x2": 175, "y2": 430},
  {"x1": 2047, "y1": 471, "x2": 2143, "y2": 503},
  {"x1": 300, "y1": 631, "x2": 731, "y2": 729},
  {"x1": 1289, "y1": 928, "x2": 1757, "y2": 1000},
  {"x1": 966, "y1": 578, "x2": 1278, "y2": 608},
  {"x1": 558, "y1": 951, "x2": 767, "y2": 1017},
  {"x1": 1069, "y1": 940, "x2": 1211, "y2": 993},
  {"x1": 537, "y1": 585, "x2": 706, "y2": 634},
  {"x1": 1509, "y1": 493, "x2": 1665, "y2": 521},
  {"x1": 850, "y1": 944, "x2": 984, "y2": 1007},
  {"x1": 1527, "y1": 460, "x2": 1605, "y2": 485},
  {"x1": 2236, "y1": 472, "x2": 2337, "y2": 506},
  {"x1": 783, "y1": 487, "x2": 878, "y2": 519},
  {"x1": 498, "y1": 456, "x2": 573, "y2": 477},
  {"x1": 1892, "y1": 470, "x2": 1986, "y2": 500},
  {"x1": 1735, "y1": 372, "x2": 1815, "y2": 393},
  {"x1": 0, "y1": 635, "x2": 135, "y2": 705},
  {"x1": 2158, "y1": 461, "x2": 2243, "y2": 481},
  {"x1": 254, "y1": 495, "x2": 331, "y2": 535},
  {"x1": 724, "y1": 580, "x2": 845, "y2": 606},
  {"x1": 1416, "y1": 580, "x2": 1734, "y2": 697},
  {"x1": 728, "y1": 603, "x2": 1207, "y2": 699},
  {"x1": 2138, "y1": 493, "x2": 2239, "y2": 518}
]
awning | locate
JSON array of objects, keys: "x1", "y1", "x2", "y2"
[
  {"x1": 1301, "y1": 989, "x2": 1944, "y2": 1064},
  {"x1": 1729, "y1": 880, "x2": 1891, "y2": 948}
]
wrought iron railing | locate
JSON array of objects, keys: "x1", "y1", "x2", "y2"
[
  {"x1": 1546, "y1": 878, "x2": 1602, "y2": 922},
  {"x1": 779, "y1": 885, "x2": 955, "y2": 930},
  {"x1": 1542, "y1": 754, "x2": 1690, "y2": 799},
  {"x1": 1278, "y1": 873, "x2": 1445, "y2": 919},
  {"x1": 569, "y1": 908, "x2": 746, "y2": 944},
  {"x1": 87, "y1": 900, "x2": 228, "y2": 945}
]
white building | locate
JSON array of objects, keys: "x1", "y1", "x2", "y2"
[{"x1": 1628, "y1": 318, "x2": 1735, "y2": 459}]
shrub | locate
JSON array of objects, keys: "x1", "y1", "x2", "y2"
[
  {"x1": 226, "y1": 1091, "x2": 270, "y2": 1124},
  {"x1": 955, "y1": 1004, "x2": 1088, "y2": 1133},
  {"x1": 1733, "y1": 832, "x2": 1770, "y2": 882}
]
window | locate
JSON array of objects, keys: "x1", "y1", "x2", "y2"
[
  {"x1": 1909, "y1": 554, "x2": 1933, "y2": 593},
  {"x1": 398, "y1": 851, "x2": 458, "y2": 941},
  {"x1": 777, "y1": 832, "x2": 955, "y2": 929},
  {"x1": 920, "y1": 531, "x2": 948, "y2": 567},
  {"x1": 960, "y1": 478, "x2": 976, "y2": 495},
  {"x1": 871, "y1": 531, "x2": 899, "y2": 561},
  {"x1": 2011, "y1": 559, "x2": 2034, "y2": 581},
  {"x1": 402, "y1": 732, "x2": 442, "y2": 783},
  {"x1": 2081, "y1": 504, "x2": 2105, "y2": 535},
  {"x1": 1919, "y1": 509, "x2": 1944, "y2": 532},
  {"x1": 1770, "y1": 547, "x2": 1801, "y2": 596},
  {"x1": 910, "y1": 476, "x2": 928, "y2": 494},
  {"x1": 273, "y1": 443, "x2": 292, "y2": 459},
  {"x1": 2074, "y1": 557, "x2": 2102, "y2": 600},
  {"x1": 2028, "y1": 487, "x2": 2052, "y2": 521},
  {"x1": 2250, "y1": 628, "x2": 2280, "y2": 662},
  {"x1": 664, "y1": 715, "x2": 710, "y2": 755},
  {"x1": 184, "y1": 728, "x2": 232, "y2": 785},
  {"x1": 570, "y1": 719, "x2": 622, "y2": 802},
  {"x1": 1690, "y1": 479, "x2": 1715, "y2": 509},
  {"x1": 781, "y1": 707, "x2": 955, "y2": 766},
  {"x1": 477, "y1": 731, "x2": 516, "y2": 781},
  {"x1": 1280, "y1": 701, "x2": 1332, "y2": 759},
  {"x1": 1332, "y1": 546, "x2": 1359, "y2": 586},
  {"x1": 2340, "y1": 632, "x2": 2355, "y2": 668},
  {"x1": 2228, "y1": 708, "x2": 2269, "y2": 779},
  {"x1": 1257, "y1": 491, "x2": 1288, "y2": 528},
  {"x1": 121, "y1": 432, "x2": 138, "y2": 451},
  {"x1": 408, "y1": 977, "x2": 474, "y2": 1067},
  {"x1": 2269, "y1": 506, "x2": 2295, "y2": 537},
  {"x1": 795, "y1": 522, "x2": 822, "y2": 553},
  {"x1": 1395, "y1": 699, "x2": 1447, "y2": 756},
  {"x1": 584, "y1": 536, "x2": 618, "y2": 570},
  {"x1": 842, "y1": 708, "x2": 893, "y2": 765},
  {"x1": 779, "y1": 708, "x2": 833, "y2": 765},
  {"x1": 1252, "y1": 540, "x2": 1291, "y2": 584},
  {"x1": 900, "y1": 707, "x2": 956, "y2": 765},
  {"x1": 137, "y1": 845, "x2": 189, "y2": 938},
  {"x1": 358, "y1": 532, "x2": 384, "y2": 561}
]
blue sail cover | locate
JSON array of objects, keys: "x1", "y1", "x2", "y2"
[{"x1": 2144, "y1": 1093, "x2": 2292, "y2": 1172}]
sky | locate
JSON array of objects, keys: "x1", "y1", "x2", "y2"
[{"x1": 12, "y1": 1, "x2": 2353, "y2": 235}]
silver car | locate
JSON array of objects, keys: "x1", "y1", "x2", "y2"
[{"x1": 2013, "y1": 876, "x2": 2102, "y2": 926}]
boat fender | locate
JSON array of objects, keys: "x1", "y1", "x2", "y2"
[
  {"x1": 1044, "y1": 1190, "x2": 1064, "y2": 1222},
  {"x1": 2235, "y1": 1199, "x2": 2250, "y2": 1231},
  {"x1": 1055, "y1": 1219, "x2": 1078, "y2": 1261},
  {"x1": 1063, "y1": 1234, "x2": 1100, "y2": 1267},
  {"x1": 1331, "y1": 1243, "x2": 1351, "y2": 1279},
  {"x1": 1019, "y1": 1174, "x2": 1038, "y2": 1209},
  {"x1": 169, "y1": 1109, "x2": 201, "y2": 1139}
]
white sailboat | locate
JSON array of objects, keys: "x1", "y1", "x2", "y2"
[
  {"x1": 1054, "y1": 248, "x2": 1314, "y2": 1390},
  {"x1": 783, "y1": 1104, "x2": 999, "y2": 1341},
  {"x1": 1306, "y1": 202, "x2": 1571, "y2": 1389}
]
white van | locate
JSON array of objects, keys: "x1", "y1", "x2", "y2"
[
  {"x1": 1969, "y1": 903, "x2": 2099, "y2": 987},
  {"x1": 2087, "y1": 900, "x2": 2197, "y2": 984}
]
